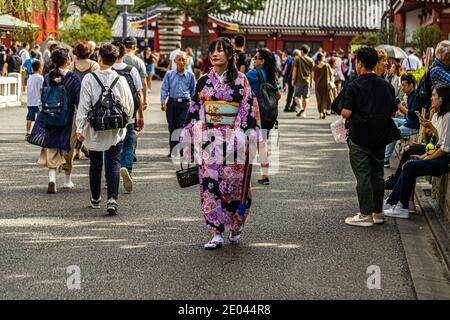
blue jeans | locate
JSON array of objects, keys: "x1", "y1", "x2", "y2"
[
  {"x1": 384, "y1": 118, "x2": 419, "y2": 162},
  {"x1": 121, "y1": 123, "x2": 136, "y2": 173},
  {"x1": 387, "y1": 157, "x2": 450, "y2": 208},
  {"x1": 89, "y1": 141, "x2": 123, "y2": 201}
]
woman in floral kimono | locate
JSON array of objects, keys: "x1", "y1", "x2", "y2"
[{"x1": 181, "y1": 37, "x2": 261, "y2": 250}]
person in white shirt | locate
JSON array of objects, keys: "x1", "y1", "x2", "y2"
[
  {"x1": 19, "y1": 43, "x2": 30, "y2": 63},
  {"x1": 25, "y1": 60, "x2": 44, "y2": 139},
  {"x1": 76, "y1": 44, "x2": 134, "y2": 215},
  {"x1": 111, "y1": 40, "x2": 144, "y2": 193},
  {"x1": 402, "y1": 49, "x2": 423, "y2": 71},
  {"x1": 169, "y1": 43, "x2": 182, "y2": 71}
]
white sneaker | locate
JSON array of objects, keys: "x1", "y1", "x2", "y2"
[
  {"x1": 409, "y1": 201, "x2": 416, "y2": 214},
  {"x1": 383, "y1": 198, "x2": 393, "y2": 211},
  {"x1": 204, "y1": 234, "x2": 224, "y2": 250},
  {"x1": 63, "y1": 181, "x2": 75, "y2": 189},
  {"x1": 384, "y1": 205, "x2": 410, "y2": 219},
  {"x1": 302, "y1": 112, "x2": 307, "y2": 118},
  {"x1": 372, "y1": 212, "x2": 385, "y2": 224}
]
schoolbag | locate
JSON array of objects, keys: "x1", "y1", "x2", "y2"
[
  {"x1": 88, "y1": 73, "x2": 128, "y2": 131},
  {"x1": 112, "y1": 65, "x2": 141, "y2": 118},
  {"x1": 256, "y1": 68, "x2": 278, "y2": 130},
  {"x1": 23, "y1": 57, "x2": 36, "y2": 76},
  {"x1": 73, "y1": 61, "x2": 94, "y2": 81},
  {"x1": 415, "y1": 66, "x2": 434, "y2": 110},
  {"x1": 41, "y1": 74, "x2": 70, "y2": 127}
]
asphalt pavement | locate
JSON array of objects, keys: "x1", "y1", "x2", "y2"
[{"x1": 0, "y1": 82, "x2": 416, "y2": 299}]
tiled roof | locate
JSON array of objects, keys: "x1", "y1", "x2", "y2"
[{"x1": 223, "y1": 0, "x2": 390, "y2": 32}]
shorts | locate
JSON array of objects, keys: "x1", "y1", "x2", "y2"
[
  {"x1": 294, "y1": 82, "x2": 310, "y2": 99},
  {"x1": 146, "y1": 64, "x2": 155, "y2": 74},
  {"x1": 26, "y1": 106, "x2": 39, "y2": 121}
]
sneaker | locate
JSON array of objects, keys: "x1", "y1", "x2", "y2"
[
  {"x1": 257, "y1": 177, "x2": 270, "y2": 185},
  {"x1": 372, "y1": 212, "x2": 385, "y2": 224},
  {"x1": 384, "y1": 175, "x2": 397, "y2": 190},
  {"x1": 90, "y1": 198, "x2": 101, "y2": 209},
  {"x1": 296, "y1": 108, "x2": 305, "y2": 117},
  {"x1": 326, "y1": 110, "x2": 332, "y2": 116},
  {"x1": 345, "y1": 213, "x2": 374, "y2": 227},
  {"x1": 409, "y1": 201, "x2": 416, "y2": 214},
  {"x1": 384, "y1": 161, "x2": 390, "y2": 168},
  {"x1": 301, "y1": 112, "x2": 307, "y2": 118},
  {"x1": 204, "y1": 234, "x2": 224, "y2": 250},
  {"x1": 47, "y1": 180, "x2": 57, "y2": 194},
  {"x1": 63, "y1": 181, "x2": 75, "y2": 189},
  {"x1": 120, "y1": 167, "x2": 133, "y2": 193},
  {"x1": 106, "y1": 198, "x2": 118, "y2": 216},
  {"x1": 383, "y1": 198, "x2": 394, "y2": 211},
  {"x1": 383, "y1": 205, "x2": 410, "y2": 219},
  {"x1": 25, "y1": 133, "x2": 30, "y2": 141}
]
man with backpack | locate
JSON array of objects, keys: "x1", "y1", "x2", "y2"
[
  {"x1": 76, "y1": 44, "x2": 134, "y2": 216},
  {"x1": 111, "y1": 40, "x2": 144, "y2": 193}
]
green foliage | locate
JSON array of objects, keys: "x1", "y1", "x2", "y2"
[
  {"x1": 59, "y1": 0, "x2": 122, "y2": 25},
  {"x1": 59, "y1": 14, "x2": 112, "y2": 46},
  {"x1": 11, "y1": 26, "x2": 40, "y2": 44},
  {"x1": 377, "y1": 22, "x2": 395, "y2": 45},
  {"x1": 412, "y1": 26, "x2": 443, "y2": 52},
  {"x1": 0, "y1": 0, "x2": 46, "y2": 20}
]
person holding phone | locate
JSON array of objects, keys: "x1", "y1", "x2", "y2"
[
  {"x1": 384, "y1": 84, "x2": 450, "y2": 219},
  {"x1": 384, "y1": 73, "x2": 421, "y2": 168}
]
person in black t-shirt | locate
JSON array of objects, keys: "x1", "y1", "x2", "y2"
[
  {"x1": 341, "y1": 47, "x2": 397, "y2": 228},
  {"x1": 233, "y1": 35, "x2": 250, "y2": 73},
  {"x1": 3, "y1": 46, "x2": 22, "y2": 75}
]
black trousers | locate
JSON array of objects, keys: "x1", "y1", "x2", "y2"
[
  {"x1": 393, "y1": 144, "x2": 426, "y2": 181},
  {"x1": 89, "y1": 141, "x2": 123, "y2": 201},
  {"x1": 166, "y1": 99, "x2": 189, "y2": 152},
  {"x1": 285, "y1": 83, "x2": 295, "y2": 110}
]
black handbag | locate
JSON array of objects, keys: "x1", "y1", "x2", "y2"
[{"x1": 176, "y1": 163, "x2": 199, "y2": 188}]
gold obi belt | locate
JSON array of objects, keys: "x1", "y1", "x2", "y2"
[{"x1": 204, "y1": 101, "x2": 240, "y2": 125}]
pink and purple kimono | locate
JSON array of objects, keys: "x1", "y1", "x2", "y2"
[{"x1": 181, "y1": 69, "x2": 261, "y2": 235}]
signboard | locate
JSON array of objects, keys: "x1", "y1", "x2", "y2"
[{"x1": 117, "y1": 0, "x2": 134, "y2": 5}]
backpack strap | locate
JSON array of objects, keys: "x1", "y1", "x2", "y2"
[
  {"x1": 110, "y1": 76, "x2": 120, "y2": 90},
  {"x1": 256, "y1": 68, "x2": 266, "y2": 85},
  {"x1": 91, "y1": 72, "x2": 106, "y2": 92}
]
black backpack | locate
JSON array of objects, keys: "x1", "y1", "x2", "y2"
[
  {"x1": 415, "y1": 66, "x2": 434, "y2": 110},
  {"x1": 88, "y1": 73, "x2": 128, "y2": 131},
  {"x1": 112, "y1": 65, "x2": 141, "y2": 118},
  {"x1": 256, "y1": 68, "x2": 278, "y2": 130}
]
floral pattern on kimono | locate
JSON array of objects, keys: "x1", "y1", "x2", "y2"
[{"x1": 181, "y1": 70, "x2": 261, "y2": 234}]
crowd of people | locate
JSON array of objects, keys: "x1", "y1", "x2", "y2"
[
  {"x1": 342, "y1": 40, "x2": 450, "y2": 227},
  {"x1": 0, "y1": 33, "x2": 449, "y2": 248}
]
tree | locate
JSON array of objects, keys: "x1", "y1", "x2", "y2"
[
  {"x1": 377, "y1": 22, "x2": 395, "y2": 45},
  {"x1": 59, "y1": 0, "x2": 121, "y2": 24},
  {"x1": 59, "y1": 14, "x2": 112, "y2": 45},
  {"x1": 139, "y1": 0, "x2": 266, "y2": 55},
  {"x1": 412, "y1": 26, "x2": 443, "y2": 53},
  {"x1": 0, "y1": 0, "x2": 46, "y2": 20}
]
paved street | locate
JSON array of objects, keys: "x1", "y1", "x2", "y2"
[{"x1": 0, "y1": 81, "x2": 421, "y2": 299}]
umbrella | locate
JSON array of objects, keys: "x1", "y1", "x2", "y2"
[{"x1": 376, "y1": 45, "x2": 408, "y2": 60}]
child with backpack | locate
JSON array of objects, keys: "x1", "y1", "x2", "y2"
[
  {"x1": 33, "y1": 48, "x2": 81, "y2": 193},
  {"x1": 25, "y1": 60, "x2": 44, "y2": 140}
]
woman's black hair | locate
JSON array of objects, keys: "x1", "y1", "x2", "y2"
[
  {"x1": 49, "y1": 48, "x2": 70, "y2": 83},
  {"x1": 257, "y1": 48, "x2": 277, "y2": 86},
  {"x1": 436, "y1": 83, "x2": 450, "y2": 117},
  {"x1": 208, "y1": 37, "x2": 237, "y2": 84}
]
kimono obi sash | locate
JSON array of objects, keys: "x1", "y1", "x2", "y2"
[{"x1": 204, "y1": 101, "x2": 240, "y2": 125}]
